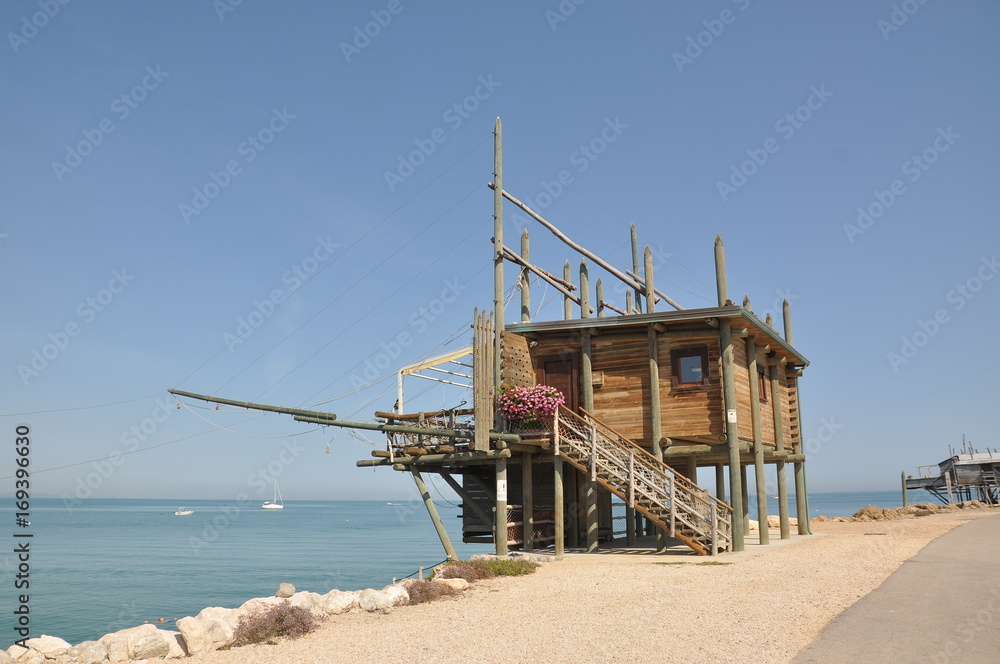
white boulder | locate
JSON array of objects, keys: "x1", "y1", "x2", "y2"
[
  {"x1": 239, "y1": 596, "x2": 284, "y2": 615},
  {"x1": 65, "y1": 640, "x2": 108, "y2": 664},
  {"x1": 275, "y1": 583, "x2": 295, "y2": 598},
  {"x1": 381, "y1": 584, "x2": 410, "y2": 607},
  {"x1": 321, "y1": 590, "x2": 358, "y2": 615},
  {"x1": 24, "y1": 636, "x2": 71, "y2": 659},
  {"x1": 5, "y1": 646, "x2": 27, "y2": 661},
  {"x1": 435, "y1": 578, "x2": 469, "y2": 592},
  {"x1": 7, "y1": 647, "x2": 43, "y2": 664},
  {"x1": 100, "y1": 624, "x2": 177, "y2": 662},
  {"x1": 175, "y1": 617, "x2": 213, "y2": 657},
  {"x1": 357, "y1": 589, "x2": 393, "y2": 612},
  {"x1": 289, "y1": 591, "x2": 326, "y2": 617},
  {"x1": 195, "y1": 606, "x2": 237, "y2": 646}
]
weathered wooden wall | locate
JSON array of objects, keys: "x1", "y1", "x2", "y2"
[{"x1": 657, "y1": 334, "x2": 724, "y2": 443}]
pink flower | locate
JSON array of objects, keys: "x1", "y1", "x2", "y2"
[{"x1": 496, "y1": 385, "x2": 565, "y2": 422}]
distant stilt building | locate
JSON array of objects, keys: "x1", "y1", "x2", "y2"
[{"x1": 904, "y1": 440, "x2": 1000, "y2": 505}]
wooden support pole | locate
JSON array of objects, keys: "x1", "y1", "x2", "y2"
[
  {"x1": 740, "y1": 463, "x2": 750, "y2": 535},
  {"x1": 554, "y1": 454, "x2": 565, "y2": 556},
  {"x1": 568, "y1": 467, "x2": 579, "y2": 546},
  {"x1": 580, "y1": 259, "x2": 590, "y2": 319},
  {"x1": 411, "y1": 469, "x2": 457, "y2": 561},
  {"x1": 747, "y1": 339, "x2": 769, "y2": 545},
  {"x1": 794, "y1": 460, "x2": 808, "y2": 534},
  {"x1": 523, "y1": 452, "x2": 534, "y2": 551},
  {"x1": 625, "y1": 290, "x2": 634, "y2": 315},
  {"x1": 596, "y1": 278, "x2": 605, "y2": 318},
  {"x1": 901, "y1": 471, "x2": 908, "y2": 507},
  {"x1": 496, "y1": 457, "x2": 508, "y2": 555},
  {"x1": 720, "y1": 319, "x2": 745, "y2": 551},
  {"x1": 631, "y1": 223, "x2": 643, "y2": 314},
  {"x1": 493, "y1": 118, "x2": 504, "y2": 395},
  {"x1": 357, "y1": 449, "x2": 512, "y2": 467},
  {"x1": 771, "y1": 364, "x2": 790, "y2": 539},
  {"x1": 563, "y1": 261, "x2": 572, "y2": 321},
  {"x1": 644, "y1": 246, "x2": 656, "y2": 314},
  {"x1": 298, "y1": 415, "x2": 518, "y2": 443},
  {"x1": 715, "y1": 234, "x2": 728, "y2": 306},
  {"x1": 502, "y1": 246, "x2": 591, "y2": 314},
  {"x1": 520, "y1": 228, "x2": 530, "y2": 322},
  {"x1": 647, "y1": 323, "x2": 666, "y2": 552},
  {"x1": 715, "y1": 463, "x2": 726, "y2": 502},
  {"x1": 586, "y1": 477, "x2": 599, "y2": 552},
  {"x1": 581, "y1": 282, "x2": 595, "y2": 557},
  {"x1": 625, "y1": 502, "x2": 636, "y2": 547},
  {"x1": 782, "y1": 298, "x2": 794, "y2": 346}
]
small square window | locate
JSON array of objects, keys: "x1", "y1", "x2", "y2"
[{"x1": 671, "y1": 346, "x2": 709, "y2": 388}]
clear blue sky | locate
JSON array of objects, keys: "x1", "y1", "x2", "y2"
[{"x1": 2, "y1": 1, "x2": 998, "y2": 503}]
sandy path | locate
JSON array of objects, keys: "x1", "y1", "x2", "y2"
[{"x1": 154, "y1": 509, "x2": 997, "y2": 664}]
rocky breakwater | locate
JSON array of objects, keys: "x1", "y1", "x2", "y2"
[{"x1": 2, "y1": 580, "x2": 424, "y2": 664}]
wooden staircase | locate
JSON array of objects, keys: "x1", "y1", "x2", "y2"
[{"x1": 554, "y1": 405, "x2": 733, "y2": 555}]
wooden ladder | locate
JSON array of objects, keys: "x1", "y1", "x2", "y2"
[{"x1": 554, "y1": 405, "x2": 732, "y2": 555}]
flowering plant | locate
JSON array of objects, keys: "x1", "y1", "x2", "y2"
[{"x1": 496, "y1": 385, "x2": 565, "y2": 431}]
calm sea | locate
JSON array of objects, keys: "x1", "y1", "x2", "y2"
[{"x1": 1, "y1": 490, "x2": 923, "y2": 647}]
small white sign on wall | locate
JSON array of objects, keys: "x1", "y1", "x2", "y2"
[
  {"x1": 497, "y1": 479, "x2": 508, "y2": 501},
  {"x1": 727, "y1": 409, "x2": 738, "y2": 424}
]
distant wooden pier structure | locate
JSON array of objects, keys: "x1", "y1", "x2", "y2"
[
  {"x1": 903, "y1": 439, "x2": 1000, "y2": 506},
  {"x1": 171, "y1": 119, "x2": 812, "y2": 557}
]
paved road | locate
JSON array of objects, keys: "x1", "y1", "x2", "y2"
[{"x1": 793, "y1": 513, "x2": 1000, "y2": 664}]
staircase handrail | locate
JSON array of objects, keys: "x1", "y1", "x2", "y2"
[
  {"x1": 556, "y1": 405, "x2": 731, "y2": 550},
  {"x1": 579, "y1": 407, "x2": 733, "y2": 514}
]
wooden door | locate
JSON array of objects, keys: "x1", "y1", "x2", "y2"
[{"x1": 535, "y1": 355, "x2": 580, "y2": 413}]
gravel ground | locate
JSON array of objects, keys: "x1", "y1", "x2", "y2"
[{"x1": 153, "y1": 508, "x2": 998, "y2": 664}]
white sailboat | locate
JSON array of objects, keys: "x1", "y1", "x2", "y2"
[{"x1": 261, "y1": 481, "x2": 284, "y2": 510}]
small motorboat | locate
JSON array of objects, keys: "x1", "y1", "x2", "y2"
[{"x1": 174, "y1": 507, "x2": 194, "y2": 516}]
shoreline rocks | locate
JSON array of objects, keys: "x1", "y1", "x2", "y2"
[{"x1": 5, "y1": 581, "x2": 421, "y2": 664}]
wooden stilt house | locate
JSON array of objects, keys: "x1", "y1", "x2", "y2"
[{"x1": 170, "y1": 118, "x2": 811, "y2": 556}]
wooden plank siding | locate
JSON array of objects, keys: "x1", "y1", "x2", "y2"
[
  {"x1": 658, "y1": 334, "x2": 724, "y2": 443},
  {"x1": 508, "y1": 326, "x2": 801, "y2": 454},
  {"x1": 591, "y1": 336, "x2": 651, "y2": 443}
]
